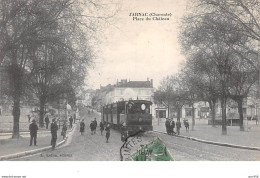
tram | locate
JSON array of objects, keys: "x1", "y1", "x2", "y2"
[{"x1": 101, "y1": 100, "x2": 153, "y2": 135}]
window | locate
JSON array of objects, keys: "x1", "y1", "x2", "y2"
[
  {"x1": 185, "y1": 110, "x2": 192, "y2": 116},
  {"x1": 156, "y1": 110, "x2": 166, "y2": 118},
  {"x1": 127, "y1": 102, "x2": 151, "y2": 114}
]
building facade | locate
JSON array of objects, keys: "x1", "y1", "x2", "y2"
[{"x1": 105, "y1": 79, "x2": 154, "y2": 104}]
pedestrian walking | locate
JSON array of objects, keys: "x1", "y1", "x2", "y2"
[
  {"x1": 176, "y1": 120, "x2": 181, "y2": 135},
  {"x1": 51, "y1": 119, "x2": 58, "y2": 150},
  {"x1": 184, "y1": 120, "x2": 189, "y2": 132},
  {"x1": 170, "y1": 119, "x2": 176, "y2": 135},
  {"x1": 120, "y1": 123, "x2": 127, "y2": 142},
  {"x1": 80, "y1": 119, "x2": 85, "y2": 135},
  {"x1": 90, "y1": 121, "x2": 95, "y2": 135},
  {"x1": 105, "y1": 124, "x2": 110, "y2": 143},
  {"x1": 27, "y1": 115, "x2": 31, "y2": 123},
  {"x1": 93, "y1": 118, "x2": 97, "y2": 134},
  {"x1": 165, "y1": 118, "x2": 170, "y2": 134},
  {"x1": 29, "y1": 119, "x2": 38, "y2": 146},
  {"x1": 69, "y1": 116, "x2": 73, "y2": 128},
  {"x1": 100, "y1": 121, "x2": 104, "y2": 135},
  {"x1": 45, "y1": 116, "x2": 50, "y2": 129},
  {"x1": 61, "y1": 122, "x2": 67, "y2": 140}
]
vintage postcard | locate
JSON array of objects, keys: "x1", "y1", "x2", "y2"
[{"x1": 0, "y1": 0, "x2": 260, "y2": 173}]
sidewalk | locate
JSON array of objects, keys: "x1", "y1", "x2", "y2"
[
  {"x1": 153, "y1": 118, "x2": 260, "y2": 148},
  {"x1": 0, "y1": 123, "x2": 77, "y2": 159}
]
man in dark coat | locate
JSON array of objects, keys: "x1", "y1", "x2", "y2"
[
  {"x1": 184, "y1": 120, "x2": 189, "y2": 132},
  {"x1": 69, "y1": 116, "x2": 73, "y2": 128},
  {"x1": 61, "y1": 122, "x2": 67, "y2": 139},
  {"x1": 80, "y1": 119, "x2": 85, "y2": 135},
  {"x1": 170, "y1": 119, "x2": 176, "y2": 135},
  {"x1": 105, "y1": 124, "x2": 110, "y2": 143},
  {"x1": 99, "y1": 121, "x2": 104, "y2": 135},
  {"x1": 176, "y1": 120, "x2": 181, "y2": 135},
  {"x1": 27, "y1": 115, "x2": 31, "y2": 122},
  {"x1": 165, "y1": 119, "x2": 170, "y2": 134},
  {"x1": 51, "y1": 119, "x2": 59, "y2": 150},
  {"x1": 29, "y1": 119, "x2": 38, "y2": 146},
  {"x1": 90, "y1": 121, "x2": 95, "y2": 135},
  {"x1": 120, "y1": 123, "x2": 127, "y2": 142},
  {"x1": 45, "y1": 116, "x2": 50, "y2": 129},
  {"x1": 93, "y1": 118, "x2": 97, "y2": 134}
]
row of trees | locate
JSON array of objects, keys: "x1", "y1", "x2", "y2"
[
  {"x1": 155, "y1": 0, "x2": 260, "y2": 135},
  {"x1": 0, "y1": 0, "x2": 118, "y2": 138}
]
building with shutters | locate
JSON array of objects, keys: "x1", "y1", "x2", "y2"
[{"x1": 104, "y1": 79, "x2": 154, "y2": 105}]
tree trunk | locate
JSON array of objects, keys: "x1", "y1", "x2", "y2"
[
  {"x1": 237, "y1": 97, "x2": 245, "y2": 131},
  {"x1": 9, "y1": 64, "x2": 22, "y2": 139},
  {"x1": 39, "y1": 97, "x2": 45, "y2": 128},
  {"x1": 167, "y1": 100, "x2": 170, "y2": 119},
  {"x1": 12, "y1": 96, "x2": 20, "y2": 138},
  {"x1": 221, "y1": 97, "x2": 227, "y2": 135},
  {"x1": 212, "y1": 99, "x2": 216, "y2": 127},
  {"x1": 192, "y1": 103, "x2": 195, "y2": 130},
  {"x1": 177, "y1": 107, "x2": 181, "y2": 122}
]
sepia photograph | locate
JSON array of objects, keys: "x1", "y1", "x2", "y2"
[{"x1": 0, "y1": 0, "x2": 260, "y2": 173}]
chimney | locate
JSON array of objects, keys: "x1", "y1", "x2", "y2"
[
  {"x1": 151, "y1": 79, "x2": 153, "y2": 87},
  {"x1": 121, "y1": 79, "x2": 127, "y2": 84}
]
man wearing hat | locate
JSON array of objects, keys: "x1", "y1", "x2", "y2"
[
  {"x1": 29, "y1": 119, "x2": 38, "y2": 146},
  {"x1": 51, "y1": 118, "x2": 58, "y2": 150}
]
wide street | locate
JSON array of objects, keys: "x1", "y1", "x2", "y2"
[{"x1": 14, "y1": 109, "x2": 260, "y2": 161}]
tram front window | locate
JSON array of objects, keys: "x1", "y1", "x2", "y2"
[{"x1": 127, "y1": 103, "x2": 150, "y2": 114}]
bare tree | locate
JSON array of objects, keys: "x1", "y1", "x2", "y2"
[
  {"x1": 181, "y1": 1, "x2": 250, "y2": 134},
  {"x1": 0, "y1": 0, "x2": 119, "y2": 138},
  {"x1": 154, "y1": 76, "x2": 176, "y2": 119}
]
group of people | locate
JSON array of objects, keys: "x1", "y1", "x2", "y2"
[
  {"x1": 90, "y1": 118, "x2": 98, "y2": 135},
  {"x1": 29, "y1": 115, "x2": 112, "y2": 151},
  {"x1": 29, "y1": 118, "x2": 61, "y2": 150},
  {"x1": 43, "y1": 114, "x2": 76, "y2": 130},
  {"x1": 165, "y1": 119, "x2": 177, "y2": 135},
  {"x1": 88, "y1": 118, "x2": 110, "y2": 143},
  {"x1": 165, "y1": 118, "x2": 189, "y2": 135}
]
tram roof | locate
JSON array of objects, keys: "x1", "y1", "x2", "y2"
[{"x1": 105, "y1": 100, "x2": 152, "y2": 106}]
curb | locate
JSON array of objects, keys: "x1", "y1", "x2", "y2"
[
  {"x1": 0, "y1": 138, "x2": 67, "y2": 161},
  {"x1": 152, "y1": 130, "x2": 260, "y2": 151},
  {"x1": 0, "y1": 124, "x2": 77, "y2": 161}
]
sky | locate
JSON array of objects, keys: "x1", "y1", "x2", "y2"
[{"x1": 86, "y1": 0, "x2": 188, "y2": 89}]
